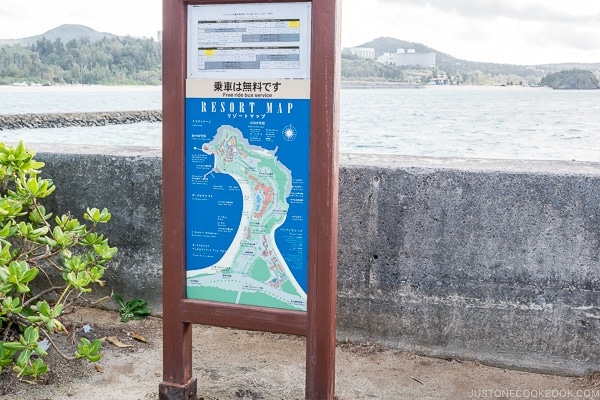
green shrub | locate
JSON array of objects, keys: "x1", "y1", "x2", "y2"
[{"x1": 0, "y1": 141, "x2": 117, "y2": 382}]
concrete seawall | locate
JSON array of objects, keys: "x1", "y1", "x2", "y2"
[
  {"x1": 0, "y1": 110, "x2": 161, "y2": 130},
  {"x1": 337, "y1": 154, "x2": 600, "y2": 376},
  {"x1": 32, "y1": 145, "x2": 600, "y2": 376}
]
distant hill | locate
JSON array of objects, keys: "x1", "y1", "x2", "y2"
[
  {"x1": 355, "y1": 37, "x2": 535, "y2": 77},
  {"x1": 357, "y1": 37, "x2": 448, "y2": 60},
  {"x1": 0, "y1": 24, "x2": 117, "y2": 46},
  {"x1": 353, "y1": 37, "x2": 600, "y2": 77}
]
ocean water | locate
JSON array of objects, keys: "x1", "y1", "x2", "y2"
[
  {"x1": 0, "y1": 85, "x2": 161, "y2": 113},
  {"x1": 1, "y1": 85, "x2": 599, "y2": 162},
  {"x1": 341, "y1": 86, "x2": 600, "y2": 161}
]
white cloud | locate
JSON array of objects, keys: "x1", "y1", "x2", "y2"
[
  {"x1": 0, "y1": 0, "x2": 161, "y2": 40},
  {"x1": 380, "y1": 0, "x2": 600, "y2": 24},
  {"x1": 342, "y1": 0, "x2": 600, "y2": 64},
  {"x1": 1, "y1": 0, "x2": 599, "y2": 64}
]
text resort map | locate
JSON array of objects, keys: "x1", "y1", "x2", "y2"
[{"x1": 185, "y1": 80, "x2": 310, "y2": 311}]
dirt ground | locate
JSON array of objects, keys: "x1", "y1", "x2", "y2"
[{"x1": 0, "y1": 308, "x2": 595, "y2": 400}]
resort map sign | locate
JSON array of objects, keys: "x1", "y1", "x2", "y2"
[{"x1": 185, "y1": 3, "x2": 312, "y2": 312}]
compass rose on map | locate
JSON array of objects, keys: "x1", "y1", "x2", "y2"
[{"x1": 282, "y1": 124, "x2": 298, "y2": 141}]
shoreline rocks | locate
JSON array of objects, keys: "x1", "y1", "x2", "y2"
[{"x1": 0, "y1": 110, "x2": 162, "y2": 131}]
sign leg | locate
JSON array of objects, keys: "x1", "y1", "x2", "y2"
[
  {"x1": 159, "y1": 377, "x2": 197, "y2": 400},
  {"x1": 159, "y1": 320, "x2": 196, "y2": 400}
]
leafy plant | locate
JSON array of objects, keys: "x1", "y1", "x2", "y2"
[
  {"x1": 114, "y1": 294, "x2": 151, "y2": 322},
  {"x1": 74, "y1": 337, "x2": 103, "y2": 363},
  {"x1": 0, "y1": 141, "x2": 117, "y2": 382}
]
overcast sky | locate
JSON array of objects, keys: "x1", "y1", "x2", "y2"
[{"x1": 0, "y1": 0, "x2": 599, "y2": 65}]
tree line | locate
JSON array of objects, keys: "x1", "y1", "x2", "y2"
[
  {"x1": 0, "y1": 36, "x2": 162, "y2": 85},
  {"x1": 6, "y1": 36, "x2": 593, "y2": 88}
]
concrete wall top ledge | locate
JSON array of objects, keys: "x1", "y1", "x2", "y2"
[{"x1": 341, "y1": 153, "x2": 600, "y2": 176}]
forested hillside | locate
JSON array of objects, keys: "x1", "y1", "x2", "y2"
[
  {"x1": 3, "y1": 26, "x2": 599, "y2": 87},
  {"x1": 540, "y1": 69, "x2": 599, "y2": 90},
  {"x1": 344, "y1": 37, "x2": 549, "y2": 85},
  {"x1": 0, "y1": 36, "x2": 161, "y2": 85}
]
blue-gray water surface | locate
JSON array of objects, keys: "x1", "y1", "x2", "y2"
[{"x1": 1, "y1": 85, "x2": 598, "y2": 161}]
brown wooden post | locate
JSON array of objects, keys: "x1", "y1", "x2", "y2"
[
  {"x1": 160, "y1": 1, "x2": 197, "y2": 399},
  {"x1": 161, "y1": 1, "x2": 339, "y2": 399},
  {"x1": 306, "y1": 0, "x2": 340, "y2": 398}
]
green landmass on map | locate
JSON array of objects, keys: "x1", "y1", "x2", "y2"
[{"x1": 187, "y1": 125, "x2": 307, "y2": 311}]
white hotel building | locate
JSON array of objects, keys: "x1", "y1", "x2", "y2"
[
  {"x1": 349, "y1": 47, "x2": 376, "y2": 59},
  {"x1": 378, "y1": 48, "x2": 436, "y2": 68}
]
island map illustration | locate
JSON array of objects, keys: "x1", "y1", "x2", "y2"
[{"x1": 185, "y1": 96, "x2": 310, "y2": 311}]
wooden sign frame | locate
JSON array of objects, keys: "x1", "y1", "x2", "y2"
[{"x1": 160, "y1": 1, "x2": 340, "y2": 399}]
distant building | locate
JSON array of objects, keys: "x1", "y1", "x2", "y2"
[
  {"x1": 377, "y1": 52, "x2": 393, "y2": 65},
  {"x1": 377, "y1": 48, "x2": 436, "y2": 68},
  {"x1": 428, "y1": 73, "x2": 449, "y2": 85},
  {"x1": 349, "y1": 47, "x2": 375, "y2": 59},
  {"x1": 157, "y1": 30, "x2": 163, "y2": 43}
]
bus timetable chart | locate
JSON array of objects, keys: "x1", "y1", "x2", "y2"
[
  {"x1": 198, "y1": 47, "x2": 300, "y2": 71},
  {"x1": 196, "y1": 19, "x2": 302, "y2": 72}
]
